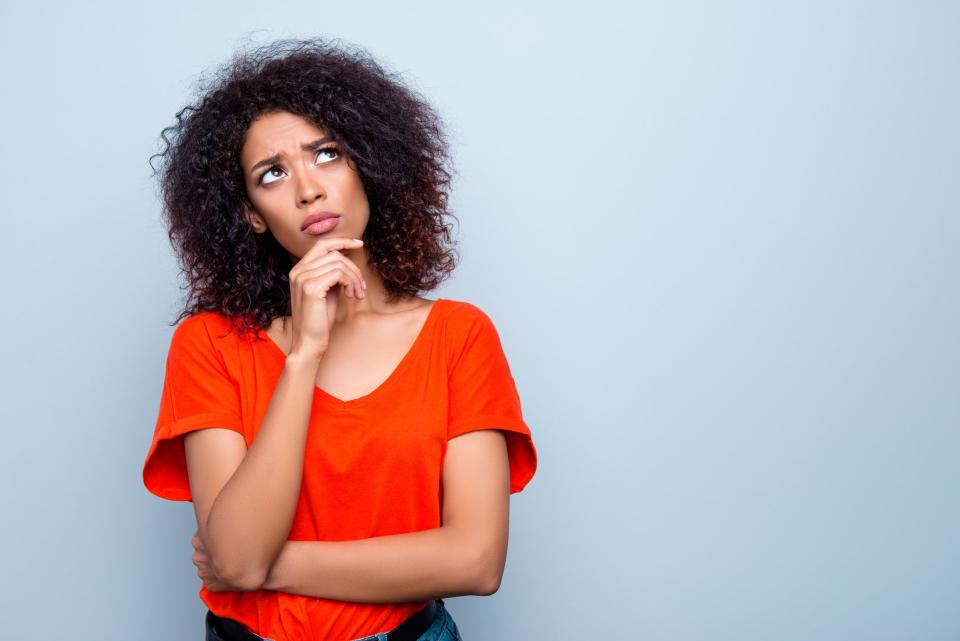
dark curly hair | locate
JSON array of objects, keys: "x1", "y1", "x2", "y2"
[{"x1": 149, "y1": 36, "x2": 459, "y2": 339}]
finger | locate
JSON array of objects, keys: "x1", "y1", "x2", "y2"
[
  {"x1": 294, "y1": 250, "x2": 365, "y2": 296},
  {"x1": 328, "y1": 251, "x2": 365, "y2": 296},
  {"x1": 294, "y1": 237, "x2": 364, "y2": 275},
  {"x1": 301, "y1": 266, "x2": 346, "y2": 302},
  {"x1": 334, "y1": 267, "x2": 363, "y2": 300},
  {"x1": 300, "y1": 261, "x2": 364, "y2": 300},
  {"x1": 312, "y1": 267, "x2": 356, "y2": 300},
  {"x1": 310, "y1": 268, "x2": 358, "y2": 300},
  {"x1": 300, "y1": 259, "x2": 363, "y2": 298}
]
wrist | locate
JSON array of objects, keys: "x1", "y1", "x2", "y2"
[{"x1": 284, "y1": 350, "x2": 323, "y2": 373}]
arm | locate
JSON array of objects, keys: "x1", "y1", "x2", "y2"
[
  {"x1": 185, "y1": 353, "x2": 320, "y2": 590},
  {"x1": 260, "y1": 429, "x2": 511, "y2": 601}
]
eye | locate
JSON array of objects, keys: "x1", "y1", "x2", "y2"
[
  {"x1": 258, "y1": 146, "x2": 340, "y2": 186},
  {"x1": 315, "y1": 145, "x2": 340, "y2": 163},
  {"x1": 259, "y1": 166, "x2": 285, "y2": 186}
]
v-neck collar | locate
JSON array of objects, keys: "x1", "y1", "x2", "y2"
[{"x1": 259, "y1": 298, "x2": 447, "y2": 410}]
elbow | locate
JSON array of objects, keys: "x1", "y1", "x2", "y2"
[
  {"x1": 210, "y1": 555, "x2": 268, "y2": 592},
  {"x1": 203, "y1": 529, "x2": 270, "y2": 592},
  {"x1": 466, "y1": 544, "x2": 505, "y2": 596},
  {"x1": 475, "y1": 568, "x2": 502, "y2": 596}
]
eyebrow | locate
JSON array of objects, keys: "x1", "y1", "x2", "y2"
[{"x1": 249, "y1": 137, "x2": 335, "y2": 176}]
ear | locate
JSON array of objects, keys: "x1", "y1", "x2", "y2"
[{"x1": 243, "y1": 204, "x2": 268, "y2": 234}]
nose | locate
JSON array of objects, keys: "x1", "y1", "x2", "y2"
[{"x1": 296, "y1": 167, "x2": 326, "y2": 205}]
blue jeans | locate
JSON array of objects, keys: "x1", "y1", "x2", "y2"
[{"x1": 352, "y1": 599, "x2": 462, "y2": 641}]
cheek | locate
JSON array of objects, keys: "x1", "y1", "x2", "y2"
[
  {"x1": 249, "y1": 186, "x2": 286, "y2": 214},
  {"x1": 346, "y1": 177, "x2": 370, "y2": 208}
]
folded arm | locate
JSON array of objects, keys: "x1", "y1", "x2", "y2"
[
  {"x1": 186, "y1": 354, "x2": 321, "y2": 590},
  {"x1": 260, "y1": 429, "x2": 511, "y2": 602}
]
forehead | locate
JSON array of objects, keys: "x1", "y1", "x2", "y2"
[{"x1": 241, "y1": 111, "x2": 328, "y2": 163}]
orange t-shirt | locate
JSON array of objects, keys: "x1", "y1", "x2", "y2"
[{"x1": 142, "y1": 297, "x2": 537, "y2": 641}]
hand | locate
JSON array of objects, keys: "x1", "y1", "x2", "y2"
[
  {"x1": 288, "y1": 237, "x2": 367, "y2": 361},
  {"x1": 190, "y1": 529, "x2": 233, "y2": 592}
]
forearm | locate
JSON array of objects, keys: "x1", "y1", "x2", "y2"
[
  {"x1": 261, "y1": 525, "x2": 489, "y2": 602},
  {"x1": 204, "y1": 353, "x2": 319, "y2": 588}
]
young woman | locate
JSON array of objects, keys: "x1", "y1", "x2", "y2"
[{"x1": 141, "y1": 37, "x2": 537, "y2": 641}]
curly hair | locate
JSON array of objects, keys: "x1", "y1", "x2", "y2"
[{"x1": 149, "y1": 36, "x2": 459, "y2": 339}]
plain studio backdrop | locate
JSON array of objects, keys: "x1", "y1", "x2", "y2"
[{"x1": 0, "y1": 2, "x2": 957, "y2": 640}]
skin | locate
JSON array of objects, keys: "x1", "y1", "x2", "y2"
[
  {"x1": 185, "y1": 110, "x2": 512, "y2": 601},
  {"x1": 240, "y1": 108, "x2": 395, "y2": 319},
  {"x1": 240, "y1": 110, "x2": 437, "y2": 397}
]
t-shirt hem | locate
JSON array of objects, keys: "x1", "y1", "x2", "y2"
[
  {"x1": 447, "y1": 415, "x2": 537, "y2": 493},
  {"x1": 143, "y1": 413, "x2": 245, "y2": 501}
]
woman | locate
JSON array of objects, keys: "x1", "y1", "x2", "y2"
[{"x1": 141, "y1": 37, "x2": 537, "y2": 641}]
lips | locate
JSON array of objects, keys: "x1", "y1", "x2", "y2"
[{"x1": 300, "y1": 211, "x2": 341, "y2": 231}]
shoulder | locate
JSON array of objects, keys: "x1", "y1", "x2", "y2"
[
  {"x1": 171, "y1": 310, "x2": 233, "y2": 338},
  {"x1": 438, "y1": 298, "x2": 495, "y2": 326},
  {"x1": 438, "y1": 298, "x2": 507, "y2": 359},
  {"x1": 168, "y1": 311, "x2": 241, "y2": 356},
  {"x1": 437, "y1": 298, "x2": 499, "y2": 339}
]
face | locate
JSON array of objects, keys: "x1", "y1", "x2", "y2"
[{"x1": 240, "y1": 111, "x2": 370, "y2": 264}]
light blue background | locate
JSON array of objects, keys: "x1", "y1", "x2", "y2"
[{"x1": 1, "y1": 2, "x2": 957, "y2": 640}]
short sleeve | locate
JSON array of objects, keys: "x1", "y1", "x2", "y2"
[
  {"x1": 446, "y1": 303, "x2": 538, "y2": 494},
  {"x1": 142, "y1": 313, "x2": 245, "y2": 502}
]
